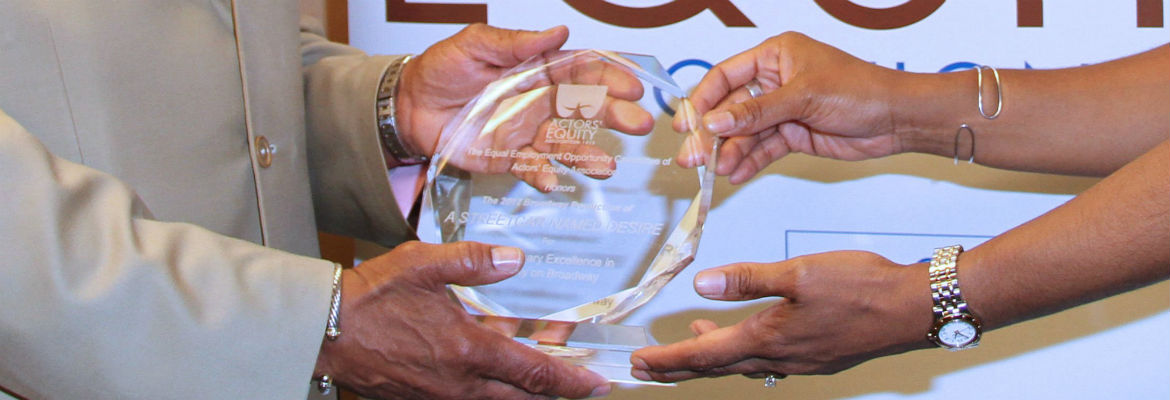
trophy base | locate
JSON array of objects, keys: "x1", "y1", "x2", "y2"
[{"x1": 483, "y1": 317, "x2": 674, "y2": 386}]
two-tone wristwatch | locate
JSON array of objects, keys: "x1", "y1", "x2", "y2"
[{"x1": 926, "y1": 245, "x2": 983, "y2": 351}]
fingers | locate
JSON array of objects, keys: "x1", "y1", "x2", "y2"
[
  {"x1": 481, "y1": 316, "x2": 524, "y2": 337},
  {"x1": 693, "y1": 262, "x2": 797, "y2": 301},
  {"x1": 673, "y1": 132, "x2": 708, "y2": 168},
  {"x1": 702, "y1": 85, "x2": 807, "y2": 138},
  {"x1": 394, "y1": 241, "x2": 525, "y2": 288},
  {"x1": 478, "y1": 334, "x2": 610, "y2": 399},
  {"x1": 723, "y1": 129, "x2": 792, "y2": 184},
  {"x1": 688, "y1": 46, "x2": 770, "y2": 116},
  {"x1": 605, "y1": 99, "x2": 654, "y2": 135},
  {"x1": 457, "y1": 24, "x2": 569, "y2": 67},
  {"x1": 546, "y1": 54, "x2": 644, "y2": 101},
  {"x1": 744, "y1": 371, "x2": 787, "y2": 380},
  {"x1": 477, "y1": 380, "x2": 558, "y2": 400},
  {"x1": 690, "y1": 319, "x2": 719, "y2": 336},
  {"x1": 509, "y1": 145, "x2": 560, "y2": 192},
  {"x1": 630, "y1": 324, "x2": 756, "y2": 378},
  {"x1": 529, "y1": 321, "x2": 576, "y2": 345},
  {"x1": 634, "y1": 358, "x2": 782, "y2": 383}
]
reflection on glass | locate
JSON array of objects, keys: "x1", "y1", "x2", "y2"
[{"x1": 418, "y1": 49, "x2": 718, "y2": 325}]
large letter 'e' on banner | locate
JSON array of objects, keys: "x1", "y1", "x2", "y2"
[{"x1": 814, "y1": 0, "x2": 943, "y2": 30}]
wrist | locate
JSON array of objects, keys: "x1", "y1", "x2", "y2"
[
  {"x1": 394, "y1": 59, "x2": 430, "y2": 156},
  {"x1": 313, "y1": 267, "x2": 355, "y2": 389},
  {"x1": 891, "y1": 70, "x2": 979, "y2": 157},
  {"x1": 377, "y1": 55, "x2": 429, "y2": 167},
  {"x1": 896, "y1": 261, "x2": 943, "y2": 351}
]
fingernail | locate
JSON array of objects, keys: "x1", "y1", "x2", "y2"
[
  {"x1": 589, "y1": 384, "x2": 612, "y2": 398},
  {"x1": 630, "y1": 369, "x2": 652, "y2": 381},
  {"x1": 490, "y1": 247, "x2": 524, "y2": 273},
  {"x1": 704, "y1": 111, "x2": 735, "y2": 134},
  {"x1": 694, "y1": 270, "x2": 727, "y2": 297},
  {"x1": 630, "y1": 356, "x2": 648, "y2": 370}
]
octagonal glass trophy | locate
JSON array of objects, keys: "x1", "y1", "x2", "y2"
[{"x1": 416, "y1": 49, "x2": 719, "y2": 384}]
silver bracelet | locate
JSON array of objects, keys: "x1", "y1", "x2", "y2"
[
  {"x1": 953, "y1": 123, "x2": 975, "y2": 164},
  {"x1": 976, "y1": 65, "x2": 1002, "y2": 119},
  {"x1": 954, "y1": 65, "x2": 1000, "y2": 164},
  {"x1": 326, "y1": 263, "x2": 342, "y2": 341},
  {"x1": 313, "y1": 264, "x2": 344, "y2": 395}
]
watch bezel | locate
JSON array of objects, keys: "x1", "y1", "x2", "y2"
[{"x1": 928, "y1": 312, "x2": 983, "y2": 351}]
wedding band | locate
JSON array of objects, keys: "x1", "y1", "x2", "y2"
[
  {"x1": 764, "y1": 374, "x2": 777, "y2": 388},
  {"x1": 745, "y1": 79, "x2": 764, "y2": 99}
]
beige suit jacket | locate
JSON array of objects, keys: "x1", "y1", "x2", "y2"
[{"x1": 0, "y1": 0, "x2": 413, "y2": 398}]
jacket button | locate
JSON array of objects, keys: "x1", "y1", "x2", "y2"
[{"x1": 255, "y1": 136, "x2": 276, "y2": 168}]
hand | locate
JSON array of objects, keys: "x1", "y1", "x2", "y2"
[
  {"x1": 396, "y1": 24, "x2": 653, "y2": 191},
  {"x1": 675, "y1": 32, "x2": 908, "y2": 184},
  {"x1": 629, "y1": 251, "x2": 934, "y2": 383},
  {"x1": 398, "y1": 24, "x2": 651, "y2": 156},
  {"x1": 314, "y1": 241, "x2": 610, "y2": 399},
  {"x1": 396, "y1": 24, "x2": 569, "y2": 157},
  {"x1": 481, "y1": 316, "x2": 579, "y2": 345},
  {"x1": 440, "y1": 62, "x2": 652, "y2": 191}
]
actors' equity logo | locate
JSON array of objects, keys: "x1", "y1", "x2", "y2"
[{"x1": 547, "y1": 84, "x2": 607, "y2": 145}]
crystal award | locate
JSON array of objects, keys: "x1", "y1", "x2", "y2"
[{"x1": 417, "y1": 49, "x2": 718, "y2": 384}]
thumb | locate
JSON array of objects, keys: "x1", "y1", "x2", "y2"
[
  {"x1": 702, "y1": 85, "x2": 807, "y2": 138},
  {"x1": 693, "y1": 261, "x2": 796, "y2": 301},
  {"x1": 460, "y1": 24, "x2": 569, "y2": 67},
  {"x1": 400, "y1": 241, "x2": 525, "y2": 288}
]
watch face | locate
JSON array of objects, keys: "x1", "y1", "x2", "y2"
[{"x1": 939, "y1": 319, "x2": 977, "y2": 347}]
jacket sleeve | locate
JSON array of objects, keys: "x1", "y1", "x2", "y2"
[
  {"x1": 300, "y1": 18, "x2": 417, "y2": 248},
  {"x1": 0, "y1": 109, "x2": 335, "y2": 399}
]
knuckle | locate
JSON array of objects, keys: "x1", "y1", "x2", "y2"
[
  {"x1": 736, "y1": 100, "x2": 766, "y2": 129},
  {"x1": 395, "y1": 240, "x2": 427, "y2": 256},
  {"x1": 775, "y1": 31, "x2": 808, "y2": 45},
  {"x1": 439, "y1": 333, "x2": 479, "y2": 366},
  {"x1": 684, "y1": 350, "x2": 723, "y2": 371},
  {"x1": 391, "y1": 241, "x2": 429, "y2": 271},
  {"x1": 461, "y1": 22, "x2": 489, "y2": 37},
  {"x1": 727, "y1": 264, "x2": 758, "y2": 297},
  {"x1": 514, "y1": 361, "x2": 560, "y2": 394},
  {"x1": 786, "y1": 257, "x2": 814, "y2": 293},
  {"x1": 451, "y1": 241, "x2": 491, "y2": 274},
  {"x1": 858, "y1": 250, "x2": 889, "y2": 265},
  {"x1": 745, "y1": 314, "x2": 788, "y2": 356}
]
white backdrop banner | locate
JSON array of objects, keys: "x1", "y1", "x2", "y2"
[{"x1": 349, "y1": 1, "x2": 1168, "y2": 399}]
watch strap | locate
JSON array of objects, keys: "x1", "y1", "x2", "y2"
[
  {"x1": 376, "y1": 55, "x2": 428, "y2": 166},
  {"x1": 929, "y1": 245, "x2": 970, "y2": 319},
  {"x1": 927, "y1": 245, "x2": 983, "y2": 350}
]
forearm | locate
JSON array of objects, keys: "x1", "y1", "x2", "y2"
[
  {"x1": 957, "y1": 140, "x2": 1169, "y2": 330},
  {"x1": 300, "y1": 18, "x2": 417, "y2": 247},
  {"x1": 0, "y1": 111, "x2": 335, "y2": 398},
  {"x1": 895, "y1": 44, "x2": 1169, "y2": 176}
]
